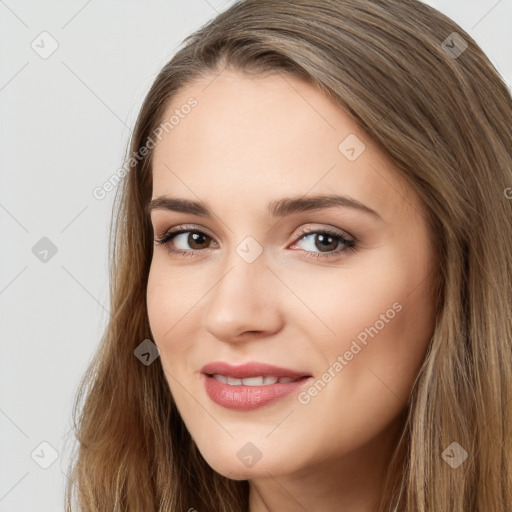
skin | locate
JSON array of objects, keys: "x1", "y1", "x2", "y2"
[{"x1": 146, "y1": 69, "x2": 438, "y2": 512}]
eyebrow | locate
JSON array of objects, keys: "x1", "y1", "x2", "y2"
[{"x1": 146, "y1": 194, "x2": 382, "y2": 221}]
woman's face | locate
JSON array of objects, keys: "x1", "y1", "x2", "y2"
[{"x1": 146, "y1": 69, "x2": 437, "y2": 481}]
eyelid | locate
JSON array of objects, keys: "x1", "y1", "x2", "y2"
[
  {"x1": 155, "y1": 223, "x2": 216, "y2": 241},
  {"x1": 293, "y1": 224, "x2": 355, "y2": 243}
]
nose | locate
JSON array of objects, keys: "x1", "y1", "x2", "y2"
[{"x1": 201, "y1": 251, "x2": 284, "y2": 343}]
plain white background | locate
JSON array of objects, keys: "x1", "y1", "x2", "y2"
[{"x1": 0, "y1": 1, "x2": 510, "y2": 510}]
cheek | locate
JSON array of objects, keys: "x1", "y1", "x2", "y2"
[
  {"x1": 146, "y1": 260, "x2": 210, "y2": 377},
  {"x1": 147, "y1": 259, "x2": 194, "y2": 336},
  {"x1": 307, "y1": 250, "x2": 435, "y2": 402},
  {"x1": 146, "y1": 265, "x2": 196, "y2": 402},
  {"x1": 146, "y1": 263, "x2": 188, "y2": 354},
  {"x1": 146, "y1": 265, "x2": 168, "y2": 344},
  {"x1": 284, "y1": 252, "x2": 435, "y2": 456}
]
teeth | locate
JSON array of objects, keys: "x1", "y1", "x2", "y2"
[
  {"x1": 242, "y1": 376, "x2": 267, "y2": 386},
  {"x1": 212, "y1": 374, "x2": 300, "y2": 386}
]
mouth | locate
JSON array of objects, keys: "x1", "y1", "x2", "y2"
[
  {"x1": 206, "y1": 374, "x2": 308, "y2": 385},
  {"x1": 200, "y1": 361, "x2": 313, "y2": 410}
]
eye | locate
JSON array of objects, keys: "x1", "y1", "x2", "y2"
[
  {"x1": 154, "y1": 225, "x2": 217, "y2": 256},
  {"x1": 154, "y1": 224, "x2": 357, "y2": 260},
  {"x1": 289, "y1": 226, "x2": 356, "y2": 260}
]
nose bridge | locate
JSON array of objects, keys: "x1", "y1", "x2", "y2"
[{"x1": 201, "y1": 239, "x2": 282, "y2": 341}]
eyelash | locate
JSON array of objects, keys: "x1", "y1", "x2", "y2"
[{"x1": 154, "y1": 224, "x2": 357, "y2": 261}]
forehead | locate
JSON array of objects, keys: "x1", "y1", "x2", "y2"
[{"x1": 151, "y1": 70, "x2": 419, "y2": 224}]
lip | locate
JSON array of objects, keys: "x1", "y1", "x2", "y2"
[
  {"x1": 201, "y1": 361, "x2": 311, "y2": 379},
  {"x1": 201, "y1": 361, "x2": 313, "y2": 410}
]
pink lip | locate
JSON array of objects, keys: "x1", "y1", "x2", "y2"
[
  {"x1": 201, "y1": 361, "x2": 313, "y2": 410},
  {"x1": 201, "y1": 361, "x2": 311, "y2": 379}
]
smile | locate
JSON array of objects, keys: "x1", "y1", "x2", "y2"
[{"x1": 210, "y1": 374, "x2": 301, "y2": 385}]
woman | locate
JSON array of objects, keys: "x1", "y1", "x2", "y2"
[{"x1": 65, "y1": 0, "x2": 512, "y2": 510}]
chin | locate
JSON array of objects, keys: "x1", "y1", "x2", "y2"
[
  {"x1": 210, "y1": 464, "x2": 274, "y2": 481},
  {"x1": 198, "y1": 445, "x2": 295, "y2": 481}
]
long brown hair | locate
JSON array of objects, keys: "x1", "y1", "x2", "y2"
[{"x1": 64, "y1": 1, "x2": 512, "y2": 510}]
